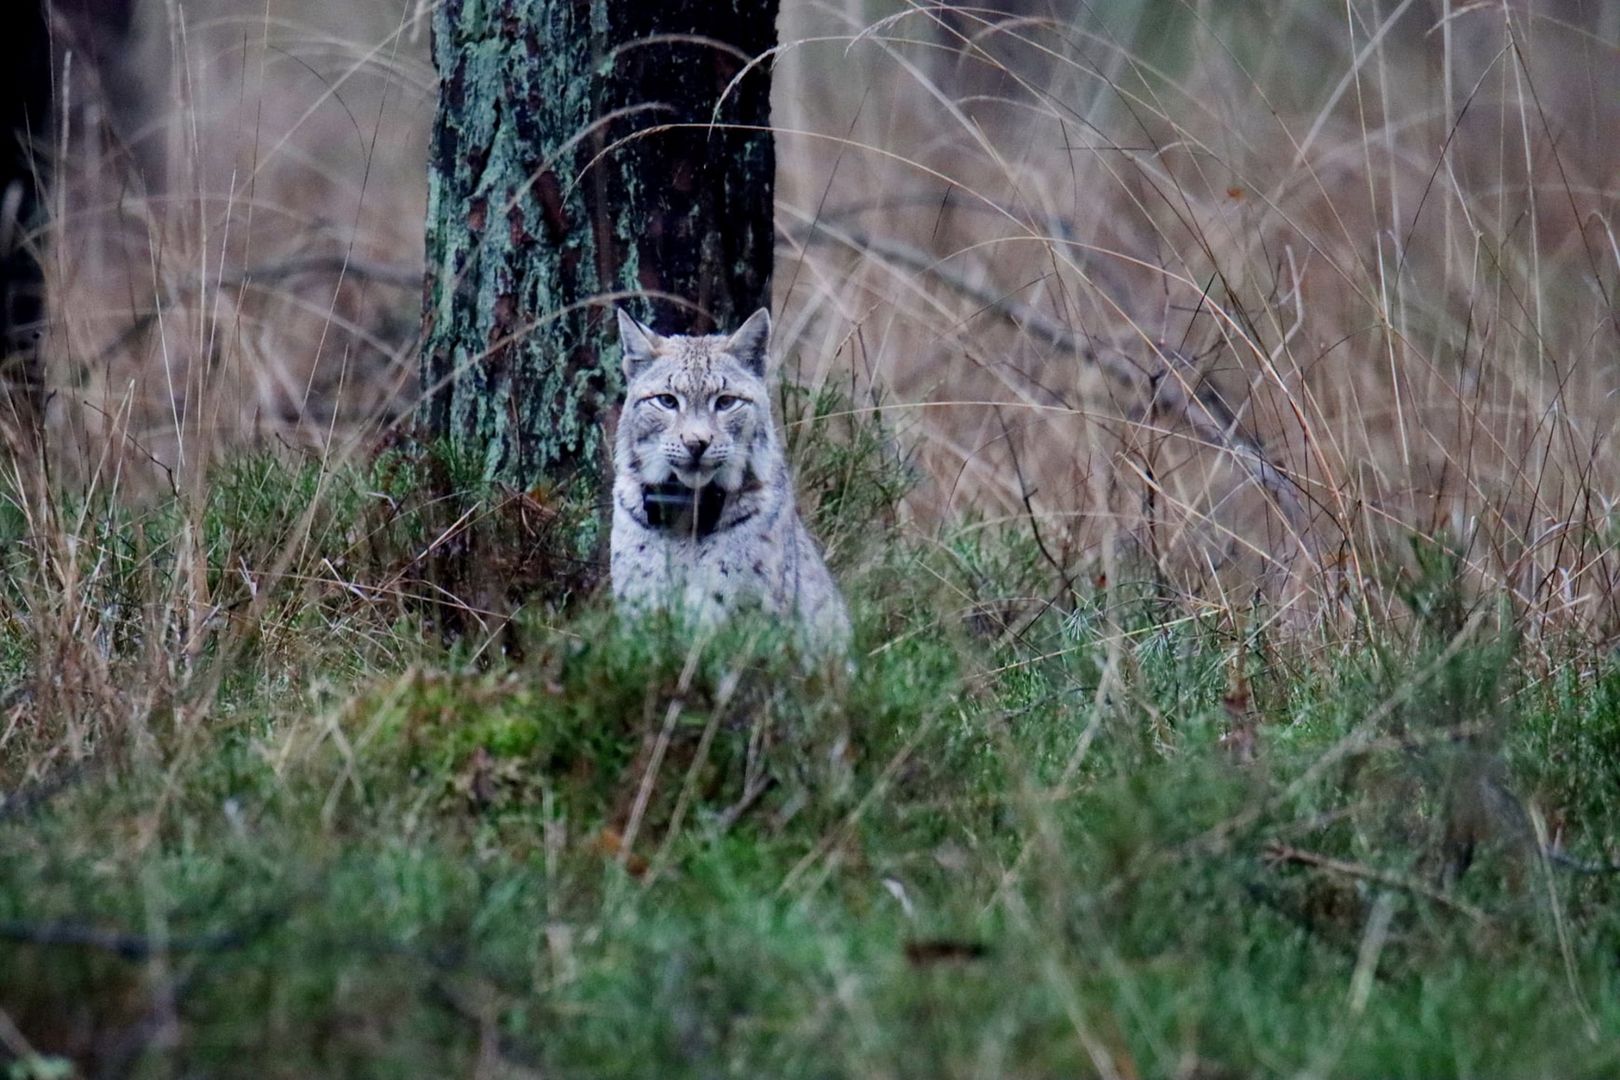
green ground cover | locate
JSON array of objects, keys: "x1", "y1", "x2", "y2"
[{"x1": 2, "y1": 433, "x2": 1618, "y2": 1079}]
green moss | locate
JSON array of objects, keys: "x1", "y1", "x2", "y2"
[{"x1": 6, "y1": 517, "x2": 1620, "y2": 1075}]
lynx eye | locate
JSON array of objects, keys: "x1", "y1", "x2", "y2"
[
  {"x1": 714, "y1": 394, "x2": 742, "y2": 411},
  {"x1": 648, "y1": 393, "x2": 679, "y2": 410}
]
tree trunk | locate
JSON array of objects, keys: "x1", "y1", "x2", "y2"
[{"x1": 420, "y1": 0, "x2": 779, "y2": 489}]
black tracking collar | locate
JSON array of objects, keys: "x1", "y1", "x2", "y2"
[{"x1": 641, "y1": 481, "x2": 728, "y2": 537}]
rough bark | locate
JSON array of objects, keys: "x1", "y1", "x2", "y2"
[{"x1": 420, "y1": 0, "x2": 779, "y2": 489}]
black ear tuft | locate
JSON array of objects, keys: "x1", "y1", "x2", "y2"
[
  {"x1": 617, "y1": 308, "x2": 662, "y2": 379},
  {"x1": 723, "y1": 307, "x2": 772, "y2": 376}
]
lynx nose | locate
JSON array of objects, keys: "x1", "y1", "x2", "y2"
[{"x1": 682, "y1": 434, "x2": 711, "y2": 463}]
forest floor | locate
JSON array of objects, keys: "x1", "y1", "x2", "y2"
[{"x1": 2, "y1": 407, "x2": 1619, "y2": 1079}]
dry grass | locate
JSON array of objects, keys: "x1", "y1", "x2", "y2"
[
  {"x1": 27, "y1": 0, "x2": 1620, "y2": 650},
  {"x1": 774, "y1": 0, "x2": 1620, "y2": 643},
  {"x1": 41, "y1": 0, "x2": 429, "y2": 485}
]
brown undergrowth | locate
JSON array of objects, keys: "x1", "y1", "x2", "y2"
[{"x1": 16, "y1": 0, "x2": 1618, "y2": 654}]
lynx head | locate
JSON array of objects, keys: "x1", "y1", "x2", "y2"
[{"x1": 616, "y1": 307, "x2": 775, "y2": 493}]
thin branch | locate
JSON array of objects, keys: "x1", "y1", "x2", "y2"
[
  {"x1": 87, "y1": 256, "x2": 420, "y2": 367},
  {"x1": 795, "y1": 218, "x2": 1316, "y2": 548},
  {"x1": 0, "y1": 917, "x2": 257, "y2": 960},
  {"x1": 1262, "y1": 841, "x2": 1490, "y2": 925},
  {"x1": 0, "y1": 761, "x2": 92, "y2": 824}
]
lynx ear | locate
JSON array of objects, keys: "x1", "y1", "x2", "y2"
[
  {"x1": 617, "y1": 308, "x2": 663, "y2": 380},
  {"x1": 723, "y1": 307, "x2": 772, "y2": 377}
]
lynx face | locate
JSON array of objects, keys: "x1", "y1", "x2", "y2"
[
  {"x1": 616, "y1": 308, "x2": 774, "y2": 493},
  {"x1": 610, "y1": 305, "x2": 851, "y2": 657}
]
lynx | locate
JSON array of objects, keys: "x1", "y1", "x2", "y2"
[{"x1": 609, "y1": 307, "x2": 851, "y2": 656}]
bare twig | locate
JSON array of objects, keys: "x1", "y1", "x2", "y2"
[
  {"x1": 88, "y1": 255, "x2": 420, "y2": 368},
  {"x1": 0, "y1": 916, "x2": 258, "y2": 960},
  {"x1": 995, "y1": 406, "x2": 1078, "y2": 598},
  {"x1": 1262, "y1": 842, "x2": 1490, "y2": 925},
  {"x1": 0, "y1": 761, "x2": 92, "y2": 824},
  {"x1": 794, "y1": 217, "x2": 1316, "y2": 549}
]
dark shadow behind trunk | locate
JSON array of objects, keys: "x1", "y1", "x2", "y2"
[
  {"x1": 0, "y1": 1, "x2": 53, "y2": 437},
  {"x1": 1, "y1": 0, "x2": 135, "y2": 446}
]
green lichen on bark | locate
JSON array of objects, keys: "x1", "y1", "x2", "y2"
[{"x1": 420, "y1": 0, "x2": 779, "y2": 492}]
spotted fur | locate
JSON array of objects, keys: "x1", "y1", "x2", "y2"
[{"x1": 609, "y1": 307, "x2": 851, "y2": 656}]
